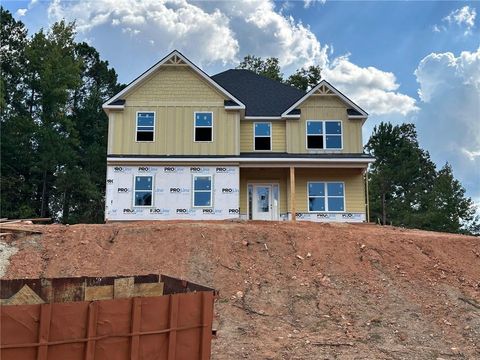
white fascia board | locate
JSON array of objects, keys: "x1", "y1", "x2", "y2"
[
  {"x1": 225, "y1": 106, "x2": 244, "y2": 110},
  {"x1": 283, "y1": 115, "x2": 301, "y2": 119},
  {"x1": 102, "y1": 50, "x2": 246, "y2": 110},
  {"x1": 103, "y1": 105, "x2": 125, "y2": 110},
  {"x1": 281, "y1": 80, "x2": 368, "y2": 118},
  {"x1": 244, "y1": 116, "x2": 282, "y2": 120},
  {"x1": 348, "y1": 115, "x2": 367, "y2": 119},
  {"x1": 107, "y1": 156, "x2": 375, "y2": 164}
]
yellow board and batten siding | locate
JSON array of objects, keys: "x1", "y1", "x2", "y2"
[
  {"x1": 287, "y1": 96, "x2": 363, "y2": 154},
  {"x1": 294, "y1": 168, "x2": 366, "y2": 213},
  {"x1": 240, "y1": 121, "x2": 286, "y2": 152},
  {"x1": 108, "y1": 66, "x2": 240, "y2": 156}
]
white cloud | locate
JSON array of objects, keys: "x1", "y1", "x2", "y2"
[
  {"x1": 16, "y1": 8, "x2": 28, "y2": 17},
  {"x1": 48, "y1": 0, "x2": 239, "y2": 65},
  {"x1": 304, "y1": 0, "x2": 326, "y2": 9},
  {"x1": 323, "y1": 55, "x2": 418, "y2": 116},
  {"x1": 440, "y1": 6, "x2": 477, "y2": 35},
  {"x1": 443, "y1": 6, "x2": 476, "y2": 28},
  {"x1": 226, "y1": 0, "x2": 329, "y2": 69},
  {"x1": 414, "y1": 47, "x2": 480, "y2": 200},
  {"x1": 47, "y1": 0, "x2": 329, "y2": 71}
]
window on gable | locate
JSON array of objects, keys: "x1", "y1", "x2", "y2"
[
  {"x1": 193, "y1": 175, "x2": 212, "y2": 207},
  {"x1": 194, "y1": 112, "x2": 213, "y2": 142},
  {"x1": 134, "y1": 176, "x2": 153, "y2": 206},
  {"x1": 254, "y1": 122, "x2": 271, "y2": 151},
  {"x1": 306, "y1": 120, "x2": 342, "y2": 149},
  {"x1": 308, "y1": 182, "x2": 345, "y2": 212},
  {"x1": 136, "y1": 112, "x2": 155, "y2": 142}
]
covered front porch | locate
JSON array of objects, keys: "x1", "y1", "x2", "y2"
[{"x1": 239, "y1": 165, "x2": 369, "y2": 222}]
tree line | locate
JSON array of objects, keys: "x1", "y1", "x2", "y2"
[
  {"x1": 1, "y1": 8, "x2": 477, "y2": 234},
  {"x1": 1, "y1": 8, "x2": 123, "y2": 223}
]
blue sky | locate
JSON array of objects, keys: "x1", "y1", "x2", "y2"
[{"x1": 4, "y1": 0, "x2": 480, "y2": 206}]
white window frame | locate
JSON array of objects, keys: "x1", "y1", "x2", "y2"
[
  {"x1": 192, "y1": 174, "x2": 213, "y2": 208},
  {"x1": 305, "y1": 120, "x2": 343, "y2": 150},
  {"x1": 135, "y1": 111, "x2": 156, "y2": 142},
  {"x1": 307, "y1": 181, "x2": 346, "y2": 213},
  {"x1": 133, "y1": 175, "x2": 154, "y2": 208},
  {"x1": 193, "y1": 111, "x2": 214, "y2": 143},
  {"x1": 253, "y1": 122, "x2": 272, "y2": 151}
]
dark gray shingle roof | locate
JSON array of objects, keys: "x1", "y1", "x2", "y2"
[{"x1": 212, "y1": 69, "x2": 305, "y2": 117}]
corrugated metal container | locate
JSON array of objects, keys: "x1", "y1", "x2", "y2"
[{"x1": 0, "y1": 274, "x2": 216, "y2": 360}]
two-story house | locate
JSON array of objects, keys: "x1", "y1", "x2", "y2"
[{"x1": 103, "y1": 50, "x2": 374, "y2": 222}]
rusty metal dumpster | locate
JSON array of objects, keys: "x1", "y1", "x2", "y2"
[{"x1": 0, "y1": 274, "x2": 217, "y2": 360}]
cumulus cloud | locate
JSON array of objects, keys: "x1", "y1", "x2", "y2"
[
  {"x1": 414, "y1": 47, "x2": 480, "y2": 200},
  {"x1": 47, "y1": 0, "x2": 330, "y2": 72},
  {"x1": 435, "y1": 6, "x2": 477, "y2": 35},
  {"x1": 322, "y1": 55, "x2": 418, "y2": 116},
  {"x1": 15, "y1": 8, "x2": 28, "y2": 17},
  {"x1": 48, "y1": 0, "x2": 239, "y2": 65}
]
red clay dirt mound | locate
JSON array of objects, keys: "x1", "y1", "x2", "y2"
[{"x1": 1, "y1": 221, "x2": 479, "y2": 359}]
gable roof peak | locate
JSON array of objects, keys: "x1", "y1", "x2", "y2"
[
  {"x1": 103, "y1": 50, "x2": 245, "y2": 110},
  {"x1": 281, "y1": 79, "x2": 368, "y2": 118}
]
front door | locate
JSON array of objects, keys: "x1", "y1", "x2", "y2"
[{"x1": 252, "y1": 185, "x2": 273, "y2": 220}]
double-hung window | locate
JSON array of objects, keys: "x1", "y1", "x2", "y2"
[
  {"x1": 134, "y1": 176, "x2": 153, "y2": 206},
  {"x1": 254, "y1": 122, "x2": 272, "y2": 151},
  {"x1": 136, "y1": 112, "x2": 155, "y2": 142},
  {"x1": 306, "y1": 120, "x2": 342, "y2": 149},
  {"x1": 193, "y1": 175, "x2": 212, "y2": 207},
  {"x1": 308, "y1": 182, "x2": 345, "y2": 212},
  {"x1": 194, "y1": 112, "x2": 213, "y2": 142}
]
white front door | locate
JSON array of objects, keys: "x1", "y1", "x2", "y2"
[{"x1": 252, "y1": 185, "x2": 273, "y2": 220}]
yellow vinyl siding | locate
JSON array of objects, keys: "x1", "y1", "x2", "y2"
[
  {"x1": 294, "y1": 168, "x2": 365, "y2": 213},
  {"x1": 240, "y1": 121, "x2": 286, "y2": 152},
  {"x1": 239, "y1": 168, "x2": 288, "y2": 215},
  {"x1": 108, "y1": 65, "x2": 239, "y2": 156},
  {"x1": 286, "y1": 96, "x2": 363, "y2": 154}
]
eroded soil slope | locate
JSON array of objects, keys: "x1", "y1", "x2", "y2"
[{"x1": 2, "y1": 221, "x2": 479, "y2": 359}]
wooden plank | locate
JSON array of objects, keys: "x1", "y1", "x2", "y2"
[
  {"x1": 0, "y1": 225, "x2": 43, "y2": 233},
  {"x1": 290, "y1": 166, "x2": 296, "y2": 222},
  {"x1": 84, "y1": 301, "x2": 98, "y2": 360},
  {"x1": 167, "y1": 295, "x2": 179, "y2": 360},
  {"x1": 130, "y1": 298, "x2": 142, "y2": 360},
  {"x1": 114, "y1": 277, "x2": 134, "y2": 299},
  {"x1": 37, "y1": 304, "x2": 52, "y2": 360},
  {"x1": 134, "y1": 282, "x2": 164, "y2": 297},
  {"x1": 7, "y1": 285, "x2": 45, "y2": 305},
  {"x1": 84, "y1": 285, "x2": 113, "y2": 301}
]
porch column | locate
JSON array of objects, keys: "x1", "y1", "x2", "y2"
[{"x1": 290, "y1": 166, "x2": 296, "y2": 222}]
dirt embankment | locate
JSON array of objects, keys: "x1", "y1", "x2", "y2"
[{"x1": 1, "y1": 221, "x2": 479, "y2": 359}]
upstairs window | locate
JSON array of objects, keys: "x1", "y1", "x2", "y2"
[
  {"x1": 306, "y1": 120, "x2": 342, "y2": 149},
  {"x1": 308, "y1": 182, "x2": 345, "y2": 212},
  {"x1": 254, "y1": 122, "x2": 272, "y2": 151},
  {"x1": 193, "y1": 175, "x2": 212, "y2": 207},
  {"x1": 306, "y1": 121, "x2": 323, "y2": 149},
  {"x1": 134, "y1": 176, "x2": 153, "y2": 206},
  {"x1": 194, "y1": 112, "x2": 213, "y2": 142},
  {"x1": 136, "y1": 112, "x2": 155, "y2": 142}
]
